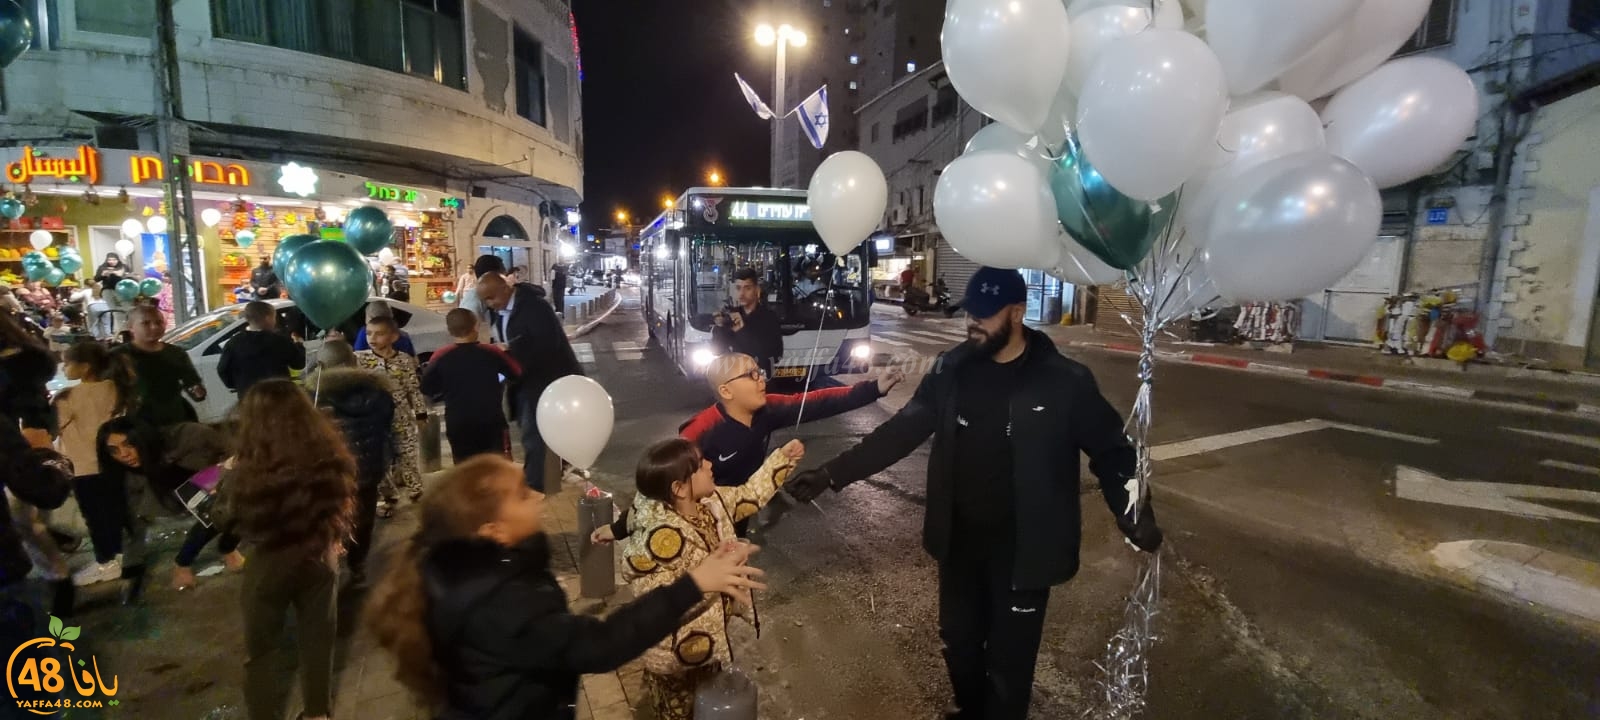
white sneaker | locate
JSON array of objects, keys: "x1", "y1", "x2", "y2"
[{"x1": 72, "y1": 556, "x2": 122, "y2": 587}]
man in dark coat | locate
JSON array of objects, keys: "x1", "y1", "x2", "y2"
[
  {"x1": 712, "y1": 268, "x2": 784, "y2": 379},
  {"x1": 250, "y1": 258, "x2": 281, "y2": 300},
  {"x1": 217, "y1": 301, "x2": 305, "y2": 396},
  {"x1": 476, "y1": 272, "x2": 582, "y2": 491},
  {"x1": 787, "y1": 267, "x2": 1163, "y2": 720}
]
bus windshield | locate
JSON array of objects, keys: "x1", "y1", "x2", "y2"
[{"x1": 686, "y1": 233, "x2": 870, "y2": 333}]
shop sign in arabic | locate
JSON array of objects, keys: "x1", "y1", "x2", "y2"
[
  {"x1": 5, "y1": 146, "x2": 102, "y2": 185},
  {"x1": 129, "y1": 156, "x2": 251, "y2": 187}
]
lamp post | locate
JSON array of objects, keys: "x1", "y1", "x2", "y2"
[
  {"x1": 754, "y1": 22, "x2": 806, "y2": 188},
  {"x1": 707, "y1": 169, "x2": 724, "y2": 186}
]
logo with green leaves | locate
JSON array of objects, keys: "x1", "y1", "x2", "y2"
[{"x1": 6, "y1": 615, "x2": 121, "y2": 715}]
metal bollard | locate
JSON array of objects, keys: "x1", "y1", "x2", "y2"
[
  {"x1": 576, "y1": 486, "x2": 616, "y2": 598},
  {"x1": 419, "y1": 413, "x2": 442, "y2": 472}
]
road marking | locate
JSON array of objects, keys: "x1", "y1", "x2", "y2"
[
  {"x1": 612, "y1": 341, "x2": 644, "y2": 360},
  {"x1": 1395, "y1": 466, "x2": 1600, "y2": 523},
  {"x1": 878, "y1": 330, "x2": 941, "y2": 344},
  {"x1": 1540, "y1": 459, "x2": 1600, "y2": 477},
  {"x1": 572, "y1": 342, "x2": 596, "y2": 364},
  {"x1": 1504, "y1": 427, "x2": 1600, "y2": 451},
  {"x1": 870, "y1": 335, "x2": 911, "y2": 347},
  {"x1": 1151, "y1": 419, "x2": 1437, "y2": 462},
  {"x1": 907, "y1": 329, "x2": 966, "y2": 342}
]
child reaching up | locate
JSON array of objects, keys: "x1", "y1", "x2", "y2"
[
  {"x1": 365, "y1": 455, "x2": 763, "y2": 719},
  {"x1": 619, "y1": 437, "x2": 803, "y2": 719}
]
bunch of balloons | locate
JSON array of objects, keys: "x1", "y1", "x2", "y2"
[
  {"x1": 933, "y1": 0, "x2": 1477, "y2": 309},
  {"x1": 20, "y1": 244, "x2": 81, "y2": 287}
]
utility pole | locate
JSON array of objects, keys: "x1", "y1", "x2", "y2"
[{"x1": 154, "y1": 0, "x2": 205, "y2": 321}]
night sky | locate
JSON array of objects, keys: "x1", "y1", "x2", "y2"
[{"x1": 573, "y1": 0, "x2": 786, "y2": 233}]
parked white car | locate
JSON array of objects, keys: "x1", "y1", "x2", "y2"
[{"x1": 163, "y1": 297, "x2": 450, "y2": 422}]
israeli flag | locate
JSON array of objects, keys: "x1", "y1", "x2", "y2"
[
  {"x1": 793, "y1": 85, "x2": 830, "y2": 149},
  {"x1": 734, "y1": 73, "x2": 775, "y2": 120}
]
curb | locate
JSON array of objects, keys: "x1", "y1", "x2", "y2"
[
  {"x1": 1430, "y1": 540, "x2": 1600, "y2": 625},
  {"x1": 1061, "y1": 339, "x2": 1600, "y2": 418},
  {"x1": 565, "y1": 291, "x2": 623, "y2": 340}
]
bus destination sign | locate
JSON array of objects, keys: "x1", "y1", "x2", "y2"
[{"x1": 727, "y1": 200, "x2": 811, "y2": 223}]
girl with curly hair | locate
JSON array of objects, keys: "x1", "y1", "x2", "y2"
[
  {"x1": 364, "y1": 455, "x2": 764, "y2": 719},
  {"x1": 222, "y1": 378, "x2": 356, "y2": 720}
]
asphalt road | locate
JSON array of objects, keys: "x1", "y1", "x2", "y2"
[{"x1": 567, "y1": 296, "x2": 1600, "y2": 719}]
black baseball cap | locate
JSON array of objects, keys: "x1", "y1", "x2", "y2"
[{"x1": 961, "y1": 267, "x2": 1027, "y2": 319}]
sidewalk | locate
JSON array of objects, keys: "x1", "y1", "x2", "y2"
[
  {"x1": 1037, "y1": 324, "x2": 1600, "y2": 417},
  {"x1": 562, "y1": 288, "x2": 624, "y2": 339}
]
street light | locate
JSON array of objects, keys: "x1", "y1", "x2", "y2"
[
  {"x1": 615, "y1": 210, "x2": 629, "y2": 224},
  {"x1": 707, "y1": 169, "x2": 724, "y2": 186},
  {"x1": 753, "y1": 21, "x2": 806, "y2": 187},
  {"x1": 662, "y1": 197, "x2": 674, "y2": 209}
]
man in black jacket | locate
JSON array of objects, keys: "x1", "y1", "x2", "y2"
[
  {"x1": 788, "y1": 267, "x2": 1162, "y2": 720},
  {"x1": 713, "y1": 268, "x2": 784, "y2": 378},
  {"x1": 250, "y1": 258, "x2": 281, "y2": 300},
  {"x1": 217, "y1": 301, "x2": 305, "y2": 396},
  {"x1": 477, "y1": 272, "x2": 583, "y2": 491}
]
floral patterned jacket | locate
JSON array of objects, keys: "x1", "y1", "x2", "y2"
[
  {"x1": 618, "y1": 448, "x2": 796, "y2": 677},
  {"x1": 354, "y1": 349, "x2": 427, "y2": 422}
]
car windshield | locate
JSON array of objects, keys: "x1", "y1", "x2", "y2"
[
  {"x1": 165, "y1": 306, "x2": 246, "y2": 351},
  {"x1": 687, "y1": 234, "x2": 869, "y2": 332}
]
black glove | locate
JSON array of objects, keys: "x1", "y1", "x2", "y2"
[
  {"x1": 786, "y1": 467, "x2": 833, "y2": 503},
  {"x1": 1121, "y1": 504, "x2": 1163, "y2": 553}
]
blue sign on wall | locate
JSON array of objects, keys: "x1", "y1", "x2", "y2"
[{"x1": 1426, "y1": 207, "x2": 1450, "y2": 225}]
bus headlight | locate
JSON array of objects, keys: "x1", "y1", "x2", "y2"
[
  {"x1": 850, "y1": 343, "x2": 872, "y2": 360},
  {"x1": 691, "y1": 348, "x2": 717, "y2": 367}
]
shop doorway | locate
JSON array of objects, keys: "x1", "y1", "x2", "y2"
[{"x1": 88, "y1": 226, "x2": 134, "y2": 274}]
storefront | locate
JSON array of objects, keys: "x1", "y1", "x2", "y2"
[
  {"x1": 1, "y1": 145, "x2": 468, "y2": 314},
  {"x1": 869, "y1": 233, "x2": 931, "y2": 301}
]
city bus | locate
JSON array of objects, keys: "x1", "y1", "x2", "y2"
[{"x1": 640, "y1": 187, "x2": 875, "y2": 380}]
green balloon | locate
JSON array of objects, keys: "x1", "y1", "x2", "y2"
[
  {"x1": 24, "y1": 262, "x2": 48, "y2": 281},
  {"x1": 0, "y1": 0, "x2": 32, "y2": 70},
  {"x1": 272, "y1": 234, "x2": 318, "y2": 277},
  {"x1": 284, "y1": 240, "x2": 372, "y2": 329},
  {"x1": 115, "y1": 278, "x2": 141, "y2": 301},
  {"x1": 1050, "y1": 131, "x2": 1176, "y2": 271},
  {"x1": 20, "y1": 250, "x2": 46, "y2": 269},
  {"x1": 44, "y1": 267, "x2": 65, "y2": 287},
  {"x1": 58, "y1": 253, "x2": 82, "y2": 274},
  {"x1": 0, "y1": 197, "x2": 23, "y2": 220},
  {"x1": 140, "y1": 278, "x2": 162, "y2": 298},
  {"x1": 343, "y1": 205, "x2": 395, "y2": 255}
]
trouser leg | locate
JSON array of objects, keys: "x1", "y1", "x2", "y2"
[
  {"x1": 292, "y1": 556, "x2": 338, "y2": 717},
  {"x1": 938, "y1": 550, "x2": 990, "y2": 719},
  {"x1": 519, "y1": 395, "x2": 547, "y2": 492},
  {"x1": 241, "y1": 551, "x2": 293, "y2": 720}
]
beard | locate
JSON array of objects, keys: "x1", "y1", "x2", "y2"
[{"x1": 966, "y1": 323, "x2": 1011, "y2": 357}]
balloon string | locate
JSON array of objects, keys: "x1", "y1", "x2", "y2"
[{"x1": 792, "y1": 260, "x2": 839, "y2": 432}]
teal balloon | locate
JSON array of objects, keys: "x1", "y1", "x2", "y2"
[
  {"x1": 115, "y1": 278, "x2": 141, "y2": 302},
  {"x1": 284, "y1": 240, "x2": 372, "y2": 329},
  {"x1": 1049, "y1": 131, "x2": 1176, "y2": 271},
  {"x1": 343, "y1": 205, "x2": 395, "y2": 255},
  {"x1": 20, "y1": 250, "x2": 46, "y2": 269},
  {"x1": 272, "y1": 233, "x2": 317, "y2": 276},
  {"x1": 43, "y1": 267, "x2": 65, "y2": 287},
  {"x1": 0, "y1": 0, "x2": 32, "y2": 70},
  {"x1": 0, "y1": 197, "x2": 22, "y2": 220},
  {"x1": 442, "y1": 291, "x2": 458, "y2": 304},
  {"x1": 140, "y1": 278, "x2": 162, "y2": 298},
  {"x1": 236, "y1": 229, "x2": 256, "y2": 247},
  {"x1": 58, "y1": 253, "x2": 82, "y2": 274},
  {"x1": 24, "y1": 262, "x2": 48, "y2": 281}
]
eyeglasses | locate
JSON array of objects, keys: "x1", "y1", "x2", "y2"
[{"x1": 721, "y1": 368, "x2": 766, "y2": 386}]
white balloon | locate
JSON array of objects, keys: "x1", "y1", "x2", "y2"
[
  {"x1": 114, "y1": 239, "x2": 135, "y2": 258},
  {"x1": 1205, "y1": 152, "x2": 1381, "y2": 302},
  {"x1": 1204, "y1": 0, "x2": 1361, "y2": 96},
  {"x1": 29, "y1": 230, "x2": 52, "y2": 251},
  {"x1": 1049, "y1": 240, "x2": 1125, "y2": 285},
  {"x1": 1179, "y1": 92, "x2": 1327, "y2": 249},
  {"x1": 1278, "y1": 0, "x2": 1432, "y2": 101},
  {"x1": 943, "y1": 0, "x2": 1073, "y2": 133},
  {"x1": 934, "y1": 151, "x2": 1060, "y2": 270},
  {"x1": 1077, "y1": 30, "x2": 1229, "y2": 201},
  {"x1": 146, "y1": 216, "x2": 168, "y2": 235},
  {"x1": 536, "y1": 375, "x2": 616, "y2": 470},
  {"x1": 807, "y1": 151, "x2": 889, "y2": 256},
  {"x1": 1322, "y1": 57, "x2": 1479, "y2": 189},
  {"x1": 120, "y1": 219, "x2": 143, "y2": 239},
  {"x1": 200, "y1": 207, "x2": 223, "y2": 228},
  {"x1": 377, "y1": 247, "x2": 398, "y2": 266},
  {"x1": 964, "y1": 124, "x2": 1053, "y2": 176},
  {"x1": 1063, "y1": 2, "x2": 1184, "y2": 96}
]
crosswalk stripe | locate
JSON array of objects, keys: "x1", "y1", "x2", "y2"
[
  {"x1": 616, "y1": 351, "x2": 644, "y2": 361},
  {"x1": 907, "y1": 330, "x2": 964, "y2": 342},
  {"x1": 877, "y1": 330, "x2": 939, "y2": 344},
  {"x1": 871, "y1": 335, "x2": 911, "y2": 347},
  {"x1": 572, "y1": 342, "x2": 596, "y2": 363}
]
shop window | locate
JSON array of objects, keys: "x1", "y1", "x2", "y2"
[
  {"x1": 78, "y1": 0, "x2": 154, "y2": 37},
  {"x1": 547, "y1": 53, "x2": 573, "y2": 143},
  {"x1": 210, "y1": 0, "x2": 465, "y2": 90},
  {"x1": 515, "y1": 27, "x2": 547, "y2": 127},
  {"x1": 1398, "y1": 0, "x2": 1456, "y2": 54}
]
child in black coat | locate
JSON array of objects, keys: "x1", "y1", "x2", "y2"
[
  {"x1": 365, "y1": 456, "x2": 764, "y2": 720},
  {"x1": 420, "y1": 309, "x2": 520, "y2": 461}
]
